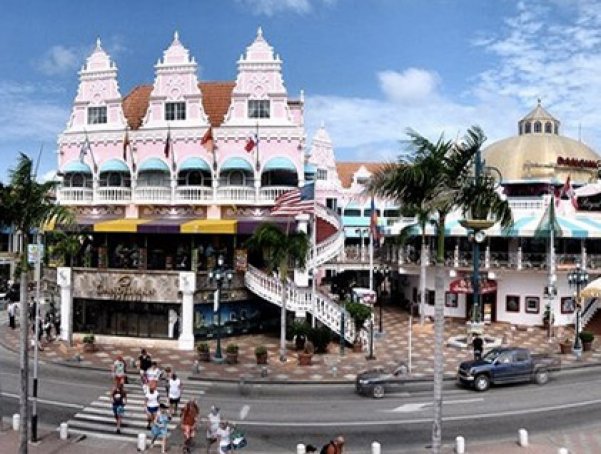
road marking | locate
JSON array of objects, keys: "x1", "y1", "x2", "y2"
[
  {"x1": 386, "y1": 397, "x2": 483, "y2": 413},
  {"x1": 1, "y1": 392, "x2": 84, "y2": 410}
]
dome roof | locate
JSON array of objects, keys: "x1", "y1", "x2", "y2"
[{"x1": 483, "y1": 102, "x2": 600, "y2": 184}]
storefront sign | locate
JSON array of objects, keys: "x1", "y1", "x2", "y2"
[
  {"x1": 97, "y1": 275, "x2": 156, "y2": 301},
  {"x1": 577, "y1": 193, "x2": 601, "y2": 211},
  {"x1": 556, "y1": 157, "x2": 601, "y2": 169},
  {"x1": 449, "y1": 278, "x2": 497, "y2": 294}
]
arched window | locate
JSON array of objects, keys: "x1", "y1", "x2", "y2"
[
  {"x1": 228, "y1": 171, "x2": 245, "y2": 186},
  {"x1": 71, "y1": 173, "x2": 84, "y2": 187},
  {"x1": 187, "y1": 170, "x2": 204, "y2": 186},
  {"x1": 554, "y1": 124, "x2": 559, "y2": 134},
  {"x1": 525, "y1": 122, "x2": 532, "y2": 134},
  {"x1": 545, "y1": 122, "x2": 552, "y2": 133},
  {"x1": 534, "y1": 121, "x2": 542, "y2": 133},
  {"x1": 108, "y1": 172, "x2": 123, "y2": 187}
]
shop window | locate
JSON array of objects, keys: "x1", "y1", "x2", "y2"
[
  {"x1": 248, "y1": 100, "x2": 270, "y2": 119},
  {"x1": 506, "y1": 295, "x2": 520, "y2": 312},
  {"x1": 88, "y1": 106, "x2": 107, "y2": 124},
  {"x1": 525, "y1": 296, "x2": 540, "y2": 313},
  {"x1": 165, "y1": 102, "x2": 186, "y2": 121}
]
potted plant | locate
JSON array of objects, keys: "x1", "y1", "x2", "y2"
[
  {"x1": 196, "y1": 341, "x2": 210, "y2": 362},
  {"x1": 255, "y1": 345, "x2": 268, "y2": 365},
  {"x1": 345, "y1": 301, "x2": 373, "y2": 352},
  {"x1": 82, "y1": 333, "x2": 95, "y2": 353},
  {"x1": 225, "y1": 343, "x2": 239, "y2": 364},
  {"x1": 579, "y1": 331, "x2": 595, "y2": 351},
  {"x1": 308, "y1": 325, "x2": 333, "y2": 354},
  {"x1": 559, "y1": 337, "x2": 573, "y2": 354},
  {"x1": 290, "y1": 320, "x2": 310, "y2": 351},
  {"x1": 298, "y1": 340, "x2": 314, "y2": 366}
]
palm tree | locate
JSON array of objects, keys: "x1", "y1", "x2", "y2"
[
  {"x1": 48, "y1": 231, "x2": 82, "y2": 267},
  {"x1": 1, "y1": 153, "x2": 71, "y2": 453},
  {"x1": 246, "y1": 222, "x2": 310, "y2": 362},
  {"x1": 367, "y1": 126, "x2": 512, "y2": 453}
]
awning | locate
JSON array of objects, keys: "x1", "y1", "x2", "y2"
[
  {"x1": 304, "y1": 163, "x2": 317, "y2": 174},
  {"x1": 62, "y1": 160, "x2": 92, "y2": 174},
  {"x1": 137, "y1": 219, "x2": 185, "y2": 234},
  {"x1": 263, "y1": 157, "x2": 297, "y2": 172},
  {"x1": 138, "y1": 158, "x2": 170, "y2": 173},
  {"x1": 179, "y1": 157, "x2": 211, "y2": 172},
  {"x1": 449, "y1": 278, "x2": 497, "y2": 294},
  {"x1": 93, "y1": 219, "x2": 150, "y2": 233},
  {"x1": 220, "y1": 157, "x2": 254, "y2": 172},
  {"x1": 180, "y1": 219, "x2": 237, "y2": 234},
  {"x1": 582, "y1": 277, "x2": 601, "y2": 298},
  {"x1": 236, "y1": 219, "x2": 290, "y2": 235},
  {"x1": 99, "y1": 159, "x2": 130, "y2": 173}
]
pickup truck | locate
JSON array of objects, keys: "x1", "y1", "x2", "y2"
[
  {"x1": 355, "y1": 363, "x2": 409, "y2": 398},
  {"x1": 457, "y1": 347, "x2": 561, "y2": 392}
]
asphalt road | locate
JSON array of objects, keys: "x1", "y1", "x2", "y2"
[{"x1": 2, "y1": 341, "x2": 601, "y2": 453}]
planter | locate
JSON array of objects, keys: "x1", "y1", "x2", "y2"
[
  {"x1": 352, "y1": 342, "x2": 363, "y2": 353},
  {"x1": 583, "y1": 341, "x2": 593, "y2": 352},
  {"x1": 298, "y1": 352, "x2": 313, "y2": 366},
  {"x1": 559, "y1": 342, "x2": 572, "y2": 354},
  {"x1": 295, "y1": 335, "x2": 306, "y2": 351},
  {"x1": 83, "y1": 343, "x2": 96, "y2": 353},
  {"x1": 256, "y1": 353, "x2": 268, "y2": 365},
  {"x1": 226, "y1": 352, "x2": 238, "y2": 364},
  {"x1": 198, "y1": 351, "x2": 211, "y2": 362}
]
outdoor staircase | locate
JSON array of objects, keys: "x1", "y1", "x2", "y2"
[
  {"x1": 244, "y1": 204, "x2": 362, "y2": 345},
  {"x1": 582, "y1": 298, "x2": 601, "y2": 331}
]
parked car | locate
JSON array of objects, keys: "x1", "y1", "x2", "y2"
[
  {"x1": 355, "y1": 362, "x2": 409, "y2": 398},
  {"x1": 457, "y1": 347, "x2": 561, "y2": 392}
]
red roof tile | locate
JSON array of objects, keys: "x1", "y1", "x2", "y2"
[{"x1": 336, "y1": 162, "x2": 384, "y2": 188}]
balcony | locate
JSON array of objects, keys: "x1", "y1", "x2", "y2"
[
  {"x1": 216, "y1": 186, "x2": 256, "y2": 203},
  {"x1": 134, "y1": 186, "x2": 172, "y2": 204},
  {"x1": 57, "y1": 187, "x2": 93, "y2": 205},
  {"x1": 258, "y1": 186, "x2": 295, "y2": 203},
  {"x1": 175, "y1": 186, "x2": 213, "y2": 203},
  {"x1": 508, "y1": 198, "x2": 547, "y2": 213},
  {"x1": 96, "y1": 187, "x2": 132, "y2": 204}
]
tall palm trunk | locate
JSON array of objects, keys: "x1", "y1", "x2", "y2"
[
  {"x1": 419, "y1": 231, "x2": 427, "y2": 325},
  {"x1": 19, "y1": 235, "x2": 29, "y2": 453},
  {"x1": 280, "y1": 280, "x2": 287, "y2": 362}
]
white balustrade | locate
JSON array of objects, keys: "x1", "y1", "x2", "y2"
[
  {"x1": 258, "y1": 186, "x2": 296, "y2": 203},
  {"x1": 175, "y1": 185, "x2": 213, "y2": 203},
  {"x1": 57, "y1": 187, "x2": 93, "y2": 204},
  {"x1": 134, "y1": 185, "x2": 172, "y2": 203},
  {"x1": 508, "y1": 198, "x2": 545, "y2": 213},
  {"x1": 95, "y1": 186, "x2": 132, "y2": 203},
  {"x1": 217, "y1": 186, "x2": 256, "y2": 202}
]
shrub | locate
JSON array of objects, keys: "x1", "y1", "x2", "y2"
[
  {"x1": 255, "y1": 345, "x2": 267, "y2": 356},
  {"x1": 579, "y1": 331, "x2": 595, "y2": 343},
  {"x1": 226, "y1": 343, "x2": 239, "y2": 354},
  {"x1": 345, "y1": 301, "x2": 373, "y2": 332},
  {"x1": 308, "y1": 325, "x2": 332, "y2": 354},
  {"x1": 82, "y1": 333, "x2": 95, "y2": 344},
  {"x1": 196, "y1": 341, "x2": 210, "y2": 353}
]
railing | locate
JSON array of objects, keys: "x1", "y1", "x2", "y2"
[
  {"x1": 175, "y1": 186, "x2": 213, "y2": 203},
  {"x1": 307, "y1": 204, "x2": 345, "y2": 268},
  {"x1": 216, "y1": 186, "x2": 256, "y2": 202},
  {"x1": 95, "y1": 187, "x2": 132, "y2": 203},
  {"x1": 134, "y1": 186, "x2": 172, "y2": 204},
  {"x1": 582, "y1": 298, "x2": 599, "y2": 327},
  {"x1": 508, "y1": 197, "x2": 547, "y2": 212},
  {"x1": 258, "y1": 186, "x2": 295, "y2": 203},
  {"x1": 57, "y1": 187, "x2": 93, "y2": 204}
]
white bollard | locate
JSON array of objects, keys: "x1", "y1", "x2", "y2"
[
  {"x1": 371, "y1": 441, "x2": 381, "y2": 454},
  {"x1": 137, "y1": 433, "x2": 147, "y2": 451},
  {"x1": 12, "y1": 414, "x2": 19, "y2": 431},
  {"x1": 455, "y1": 436, "x2": 465, "y2": 454},
  {"x1": 518, "y1": 428, "x2": 528, "y2": 447},
  {"x1": 297, "y1": 444, "x2": 306, "y2": 454},
  {"x1": 59, "y1": 422, "x2": 69, "y2": 440},
  {"x1": 558, "y1": 449, "x2": 569, "y2": 454}
]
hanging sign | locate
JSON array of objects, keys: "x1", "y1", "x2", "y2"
[{"x1": 449, "y1": 277, "x2": 497, "y2": 294}]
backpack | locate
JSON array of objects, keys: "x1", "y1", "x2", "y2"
[{"x1": 320, "y1": 441, "x2": 334, "y2": 454}]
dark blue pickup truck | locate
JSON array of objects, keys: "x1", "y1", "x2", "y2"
[{"x1": 457, "y1": 347, "x2": 561, "y2": 392}]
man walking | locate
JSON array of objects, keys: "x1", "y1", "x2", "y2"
[
  {"x1": 472, "y1": 333, "x2": 484, "y2": 360},
  {"x1": 8, "y1": 301, "x2": 16, "y2": 329}
]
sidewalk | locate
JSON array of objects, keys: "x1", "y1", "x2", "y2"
[{"x1": 2, "y1": 306, "x2": 600, "y2": 383}]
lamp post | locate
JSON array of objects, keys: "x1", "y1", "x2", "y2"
[
  {"x1": 208, "y1": 255, "x2": 233, "y2": 361},
  {"x1": 340, "y1": 293, "x2": 347, "y2": 356},
  {"x1": 568, "y1": 263, "x2": 588, "y2": 358},
  {"x1": 374, "y1": 265, "x2": 390, "y2": 334},
  {"x1": 355, "y1": 228, "x2": 367, "y2": 262}
]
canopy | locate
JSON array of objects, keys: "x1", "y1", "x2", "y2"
[
  {"x1": 220, "y1": 157, "x2": 253, "y2": 172},
  {"x1": 62, "y1": 160, "x2": 92, "y2": 174},
  {"x1": 138, "y1": 158, "x2": 170, "y2": 173},
  {"x1": 581, "y1": 277, "x2": 601, "y2": 298},
  {"x1": 179, "y1": 157, "x2": 211, "y2": 172},
  {"x1": 304, "y1": 163, "x2": 317, "y2": 174},
  {"x1": 99, "y1": 159, "x2": 129, "y2": 173},
  {"x1": 263, "y1": 157, "x2": 297, "y2": 172}
]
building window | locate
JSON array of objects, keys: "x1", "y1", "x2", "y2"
[
  {"x1": 554, "y1": 124, "x2": 559, "y2": 134},
  {"x1": 545, "y1": 122, "x2": 552, "y2": 133},
  {"x1": 316, "y1": 169, "x2": 328, "y2": 180},
  {"x1": 525, "y1": 122, "x2": 531, "y2": 134},
  {"x1": 534, "y1": 121, "x2": 542, "y2": 133},
  {"x1": 427, "y1": 290, "x2": 435, "y2": 306},
  {"x1": 165, "y1": 102, "x2": 186, "y2": 121},
  {"x1": 88, "y1": 106, "x2": 107, "y2": 124},
  {"x1": 525, "y1": 296, "x2": 540, "y2": 313},
  {"x1": 356, "y1": 177, "x2": 368, "y2": 185},
  {"x1": 445, "y1": 292, "x2": 458, "y2": 308},
  {"x1": 326, "y1": 198, "x2": 337, "y2": 210},
  {"x1": 227, "y1": 171, "x2": 245, "y2": 186},
  {"x1": 383, "y1": 209, "x2": 400, "y2": 218},
  {"x1": 248, "y1": 100, "x2": 270, "y2": 119},
  {"x1": 363, "y1": 208, "x2": 381, "y2": 218},
  {"x1": 506, "y1": 295, "x2": 520, "y2": 312},
  {"x1": 343, "y1": 208, "x2": 361, "y2": 217}
]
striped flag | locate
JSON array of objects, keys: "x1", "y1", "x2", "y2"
[
  {"x1": 271, "y1": 182, "x2": 315, "y2": 217},
  {"x1": 245, "y1": 133, "x2": 258, "y2": 153},
  {"x1": 369, "y1": 197, "x2": 381, "y2": 242},
  {"x1": 123, "y1": 129, "x2": 130, "y2": 161},
  {"x1": 164, "y1": 129, "x2": 171, "y2": 158}
]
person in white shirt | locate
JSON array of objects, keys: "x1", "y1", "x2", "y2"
[
  {"x1": 205, "y1": 406, "x2": 221, "y2": 454},
  {"x1": 144, "y1": 384, "x2": 161, "y2": 429},
  {"x1": 168, "y1": 372, "x2": 182, "y2": 417},
  {"x1": 215, "y1": 420, "x2": 234, "y2": 454},
  {"x1": 145, "y1": 361, "x2": 161, "y2": 386},
  {"x1": 8, "y1": 302, "x2": 16, "y2": 330}
]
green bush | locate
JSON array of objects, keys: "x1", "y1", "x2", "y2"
[
  {"x1": 254, "y1": 345, "x2": 267, "y2": 356},
  {"x1": 82, "y1": 333, "x2": 95, "y2": 344},
  {"x1": 226, "y1": 343, "x2": 239, "y2": 354},
  {"x1": 345, "y1": 301, "x2": 373, "y2": 332},
  {"x1": 579, "y1": 331, "x2": 595, "y2": 343},
  {"x1": 308, "y1": 325, "x2": 332, "y2": 354},
  {"x1": 196, "y1": 341, "x2": 210, "y2": 353}
]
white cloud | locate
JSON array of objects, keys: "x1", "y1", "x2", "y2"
[
  {"x1": 236, "y1": 0, "x2": 335, "y2": 16},
  {"x1": 36, "y1": 45, "x2": 82, "y2": 76},
  {"x1": 38, "y1": 169, "x2": 58, "y2": 183},
  {"x1": 378, "y1": 68, "x2": 440, "y2": 104}
]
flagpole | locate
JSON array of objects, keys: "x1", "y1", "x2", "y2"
[
  {"x1": 369, "y1": 225, "x2": 374, "y2": 291},
  {"x1": 548, "y1": 195, "x2": 557, "y2": 340},
  {"x1": 255, "y1": 122, "x2": 260, "y2": 171},
  {"x1": 311, "y1": 197, "x2": 317, "y2": 328}
]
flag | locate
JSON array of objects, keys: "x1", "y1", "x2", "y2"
[
  {"x1": 560, "y1": 175, "x2": 578, "y2": 209},
  {"x1": 245, "y1": 133, "x2": 258, "y2": 153},
  {"x1": 79, "y1": 136, "x2": 91, "y2": 162},
  {"x1": 535, "y1": 197, "x2": 562, "y2": 239},
  {"x1": 123, "y1": 129, "x2": 130, "y2": 161},
  {"x1": 271, "y1": 182, "x2": 315, "y2": 217},
  {"x1": 201, "y1": 127, "x2": 214, "y2": 152},
  {"x1": 370, "y1": 197, "x2": 381, "y2": 242},
  {"x1": 164, "y1": 129, "x2": 171, "y2": 158}
]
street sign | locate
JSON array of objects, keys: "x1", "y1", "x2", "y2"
[{"x1": 27, "y1": 244, "x2": 44, "y2": 264}]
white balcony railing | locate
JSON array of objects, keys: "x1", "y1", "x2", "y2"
[
  {"x1": 175, "y1": 186, "x2": 213, "y2": 203},
  {"x1": 216, "y1": 186, "x2": 255, "y2": 202},
  {"x1": 508, "y1": 197, "x2": 547, "y2": 213},
  {"x1": 95, "y1": 187, "x2": 132, "y2": 204},
  {"x1": 57, "y1": 187, "x2": 93, "y2": 204},
  {"x1": 258, "y1": 186, "x2": 295, "y2": 203},
  {"x1": 134, "y1": 186, "x2": 172, "y2": 204}
]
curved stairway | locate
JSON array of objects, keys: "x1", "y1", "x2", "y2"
[{"x1": 244, "y1": 204, "x2": 362, "y2": 345}]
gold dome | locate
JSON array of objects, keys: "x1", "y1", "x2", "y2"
[{"x1": 483, "y1": 102, "x2": 600, "y2": 184}]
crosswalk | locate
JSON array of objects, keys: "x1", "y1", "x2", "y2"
[{"x1": 66, "y1": 378, "x2": 208, "y2": 442}]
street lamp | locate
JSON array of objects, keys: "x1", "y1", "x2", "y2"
[
  {"x1": 208, "y1": 255, "x2": 233, "y2": 361},
  {"x1": 374, "y1": 265, "x2": 390, "y2": 334},
  {"x1": 568, "y1": 263, "x2": 588, "y2": 358},
  {"x1": 355, "y1": 228, "x2": 368, "y2": 261}
]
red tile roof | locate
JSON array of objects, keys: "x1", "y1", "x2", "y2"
[
  {"x1": 122, "y1": 82, "x2": 236, "y2": 130},
  {"x1": 336, "y1": 162, "x2": 384, "y2": 188}
]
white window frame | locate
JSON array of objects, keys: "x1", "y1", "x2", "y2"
[
  {"x1": 165, "y1": 102, "x2": 186, "y2": 121},
  {"x1": 88, "y1": 106, "x2": 107, "y2": 124},
  {"x1": 248, "y1": 100, "x2": 270, "y2": 119}
]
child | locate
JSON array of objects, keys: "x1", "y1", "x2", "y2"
[{"x1": 150, "y1": 403, "x2": 170, "y2": 453}]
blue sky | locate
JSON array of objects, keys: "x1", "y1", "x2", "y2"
[{"x1": 1, "y1": 0, "x2": 600, "y2": 182}]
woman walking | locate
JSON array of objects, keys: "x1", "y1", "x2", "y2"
[
  {"x1": 168, "y1": 372, "x2": 182, "y2": 417},
  {"x1": 180, "y1": 399, "x2": 199, "y2": 453},
  {"x1": 150, "y1": 403, "x2": 170, "y2": 453},
  {"x1": 144, "y1": 382, "x2": 161, "y2": 430},
  {"x1": 111, "y1": 384, "x2": 127, "y2": 434},
  {"x1": 112, "y1": 355, "x2": 127, "y2": 386}
]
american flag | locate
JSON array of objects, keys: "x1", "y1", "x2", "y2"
[{"x1": 271, "y1": 182, "x2": 315, "y2": 217}]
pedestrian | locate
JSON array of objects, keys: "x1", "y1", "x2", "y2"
[
  {"x1": 52, "y1": 311, "x2": 61, "y2": 339},
  {"x1": 168, "y1": 371, "x2": 182, "y2": 417},
  {"x1": 144, "y1": 381, "x2": 161, "y2": 430},
  {"x1": 150, "y1": 403, "x2": 170, "y2": 453},
  {"x1": 112, "y1": 355, "x2": 127, "y2": 386},
  {"x1": 43, "y1": 314, "x2": 53, "y2": 342},
  {"x1": 472, "y1": 333, "x2": 484, "y2": 360},
  {"x1": 28, "y1": 299, "x2": 36, "y2": 322},
  {"x1": 321, "y1": 436, "x2": 345, "y2": 454},
  {"x1": 205, "y1": 405, "x2": 221, "y2": 454},
  {"x1": 146, "y1": 361, "x2": 161, "y2": 388},
  {"x1": 138, "y1": 348, "x2": 152, "y2": 385},
  {"x1": 181, "y1": 398, "x2": 200, "y2": 453},
  {"x1": 111, "y1": 383, "x2": 127, "y2": 434},
  {"x1": 7, "y1": 301, "x2": 16, "y2": 329},
  {"x1": 215, "y1": 420, "x2": 234, "y2": 454},
  {"x1": 160, "y1": 366, "x2": 171, "y2": 397}
]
